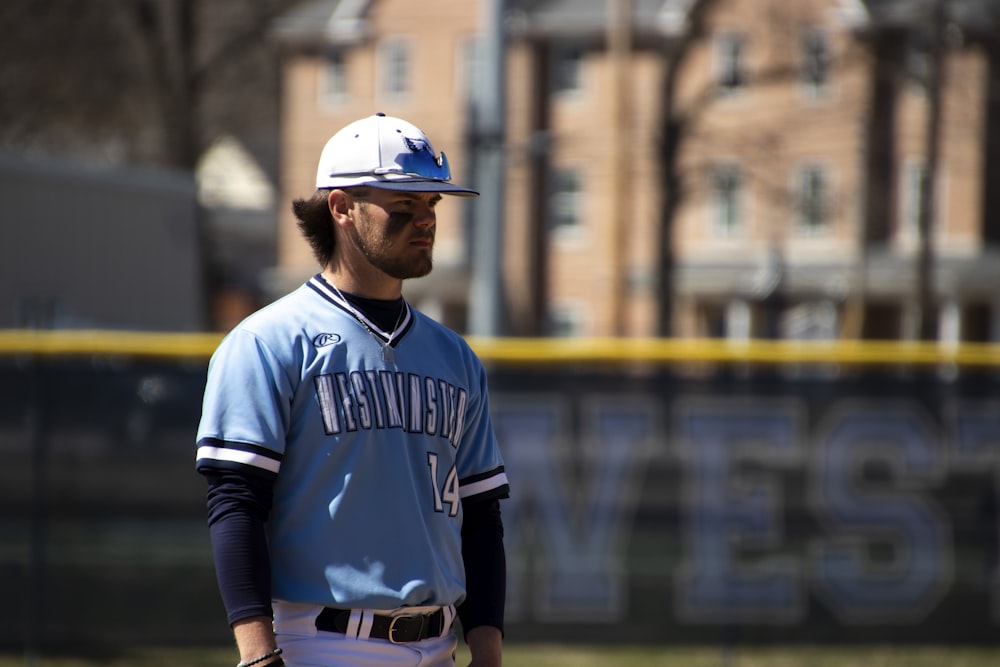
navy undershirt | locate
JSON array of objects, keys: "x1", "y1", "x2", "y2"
[
  {"x1": 201, "y1": 289, "x2": 506, "y2": 636},
  {"x1": 340, "y1": 292, "x2": 406, "y2": 332}
]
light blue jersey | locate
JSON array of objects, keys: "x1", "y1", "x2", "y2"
[{"x1": 196, "y1": 274, "x2": 509, "y2": 610}]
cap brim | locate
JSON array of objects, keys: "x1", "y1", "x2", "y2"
[
  {"x1": 320, "y1": 176, "x2": 479, "y2": 197},
  {"x1": 368, "y1": 180, "x2": 480, "y2": 197}
]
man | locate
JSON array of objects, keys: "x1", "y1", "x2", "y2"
[{"x1": 196, "y1": 113, "x2": 509, "y2": 667}]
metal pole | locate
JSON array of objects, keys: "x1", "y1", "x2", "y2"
[
  {"x1": 916, "y1": 0, "x2": 945, "y2": 341},
  {"x1": 468, "y1": 0, "x2": 507, "y2": 337}
]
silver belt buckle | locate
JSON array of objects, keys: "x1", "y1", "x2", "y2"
[{"x1": 388, "y1": 614, "x2": 416, "y2": 644}]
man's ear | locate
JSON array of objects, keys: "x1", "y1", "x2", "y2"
[{"x1": 328, "y1": 189, "x2": 355, "y2": 224}]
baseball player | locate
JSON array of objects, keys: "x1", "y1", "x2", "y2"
[{"x1": 196, "y1": 113, "x2": 510, "y2": 667}]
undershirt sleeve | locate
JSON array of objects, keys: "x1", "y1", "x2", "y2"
[
  {"x1": 203, "y1": 470, "x2": 275, "y2": 626},
  {"x1": 456, "y1": 497, "x2": 506, "y2": 638}
]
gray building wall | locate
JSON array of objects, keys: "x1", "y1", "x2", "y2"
[{"x1": 0, "y1": 153, "x2": 204, "y2": 331}]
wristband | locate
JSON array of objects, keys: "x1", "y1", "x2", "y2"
[{"x1": 237, "y1": 647, "x2": 283, "y2": 667}]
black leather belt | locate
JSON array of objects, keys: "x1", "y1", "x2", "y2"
[{"x1": 315, "y1": 607, "x2": 446, "y2": 644}]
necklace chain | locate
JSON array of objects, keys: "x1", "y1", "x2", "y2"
[{"x1": 329, "y1": 283, "x2": 406, "y2": 362}]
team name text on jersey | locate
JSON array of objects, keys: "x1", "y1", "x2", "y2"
[{"x1": 314, "y1": 370, "x2": 468, "y2": 448}]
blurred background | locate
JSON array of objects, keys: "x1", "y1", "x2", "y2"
[{"x1": 1, "y1": 0, "x2": 1000, "y2": 662}]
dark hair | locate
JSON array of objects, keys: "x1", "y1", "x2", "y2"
[
  {"x1": 292, "y1": 189, "x2": 335, "y2": 267},
  {"x1": 291, "y1": 187, "x2": 373, "y2": 267}
]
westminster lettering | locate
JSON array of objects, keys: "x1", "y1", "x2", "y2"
[{"x1": 314, "y1": 370, "x2": 468, "y2": 448}]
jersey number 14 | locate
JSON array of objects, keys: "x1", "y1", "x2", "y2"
[{"x1": 426, "y1": 452, "x2": 460, "y2": 517}]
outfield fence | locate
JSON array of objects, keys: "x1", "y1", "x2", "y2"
[{"x1": 2, "y1": 331, "x2": 999, "y2": 651}]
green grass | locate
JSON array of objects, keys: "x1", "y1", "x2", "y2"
[{"x1": 5, "y1": 645, "x2": 1000, "y2": 667}]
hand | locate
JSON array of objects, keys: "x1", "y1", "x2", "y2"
[{"x1": 465, "y1": 625, "x2": 502, "y2": 667}]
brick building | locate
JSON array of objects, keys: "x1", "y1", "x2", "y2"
[{"x1": 271, "y1": 0, "x2": 1000, "y2": 341}]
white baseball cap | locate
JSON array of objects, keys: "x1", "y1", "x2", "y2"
[{"x1": 315, "y1": 113, "x2": 479, "y2": 197}]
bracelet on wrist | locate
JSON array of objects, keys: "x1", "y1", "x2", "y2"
[{"x1": 237, "y1": 647, "x2": 283, "y2": 667}]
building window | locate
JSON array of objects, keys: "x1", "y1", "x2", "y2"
[
  {"x1": 319, "y1": 51, "x2": 348, "y2": 106},
  {"x1": 801, "y1": 29, "x2": 830, "y2": 98},
  {"x1": 796, "y1": 165, "x2": 828, "y2": 232},
  {"x1": 456, "y1": 35, "x2": 483, "y2": 99},
  {"x1": 900, "y1": 160, "x2": 928, "y2": 242},
  {"x1": 549, "y1": 168, "x2": 583, "y2": 234},
  {"x1": 716, "y1": 33, "x2": 747, "y2": 94},
  {"x1": 711, "y1": 164, "x2": 742, "y2": 236},
  {"x1": 546, "y1": 302, "x2": 585, "y2": 337},
  {"x1": 726, "y1": 299, "x2": 751, "y2": 340},
  {"x1": 905, "y1": 30, "x2": 932, "y2": 94},
  {"x1": 379, "y1": 38, "x2": 411, "y2": 98},
  {"x1": 552, "y1": 45, "x2": 584, "y2": 95}
]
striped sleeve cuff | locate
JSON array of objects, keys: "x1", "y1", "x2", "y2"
[
  {"x1": 196, "y1": 438, "x2": 282, "y2": 477},
  {"x1": 459, "y1": 465, "x2": 510, "y2": 501}
]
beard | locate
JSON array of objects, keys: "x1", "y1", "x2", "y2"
[{"x1": 351, "y1": 205, "x2": 434, "y2": 280}]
